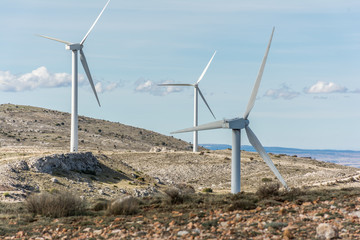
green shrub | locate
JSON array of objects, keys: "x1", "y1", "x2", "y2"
[
  {"x1": 107, "y1": 196, "x2": 138, "y2": 215},
  {"x1": 261, "y1": 177, "x2": 273, "y2": 182},
  {"x1": 25, "y1": 191, "x2": 85, "y2": 218},
  {"x1": 202, "y1": 188, "x2": 213, "y2": 193}
]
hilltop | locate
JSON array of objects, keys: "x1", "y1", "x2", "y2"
[{"x1": 0, "y1": 104, "x2": 192, "y2": 152}]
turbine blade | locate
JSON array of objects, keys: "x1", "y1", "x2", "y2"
[
  {"x1": 196, "y1": 51, "x2": 216, "y2": 84},
  {"x1": 171, "y1": 120, "x2": 225, "y2": 134},
  {"x1": 80, "y1": 0, "x2": 111, "y2": 45},
  {"x1": 243, "y1": 27, "x2": 275, "y2": 119},
  {"x1": 198, "y1": 88, "x2": 216, "y2": 119},
  {"x1": 157, "y1": 84, "x2": 194, "y2": 86},
  {"x1": 245, "y1": 126, "x2": 289, "y2": 190},
  {"x1": 79, "y1": 49, "x2": 101, "y2": 107},
  {"x1": 37, "y1": 34, "x2": 72, "y2": 45}
]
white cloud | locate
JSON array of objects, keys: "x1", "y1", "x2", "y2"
[
  {"x1": 263, "y1": 84, "x2": 300, "y2": 100},
  {"x1": 304, "y1": 81, "x2": 347, "y2": 94},
  {"x1": 95, "y1": 82, "x2": 119, "y2": 93},
  {"x1": 134, "y1": 79, "x2": 184, "y2": 96},
  {"x1": 0, "y1": 66, "x2": 85, "y2": 92}
]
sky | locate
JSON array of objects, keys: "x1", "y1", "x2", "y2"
[{"x1": 1, "y1": 0, "x2": 360, "y2": 151}]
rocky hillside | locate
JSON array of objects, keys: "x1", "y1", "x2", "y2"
[{"x1": 0, "y1": 104, "x2": 192, "y2": 152}]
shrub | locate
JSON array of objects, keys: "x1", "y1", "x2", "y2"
[
  {"x1": 175, "y1": 183, "x2": 195, "y2": 195},
  {"x1": 164, "y1": 188, "x2": 184, "y2": 204},
  {"x1": 261, "y1": 177, "x2": 273, "y2": 182},
  {"x1": 256, "y1": 183, "x2": 280, "y2": 198},
  {"x1": 92, "y1": 199, "x2": 109, "y2": 211},
  {"x1": 279, "y1": 187, "x2": 304, "y2": 201},
  {"x1": 202, "y1": 188, "x2": 213, "y2": 193},
  {"x1": 25, "y1": 192, "x2": 85, "y2": 218},
  {"x1": 228, "y1": 199, "x2": 257, "y2": 211},
  {"x1": 107, "y1": 196, "x2": 138, "y2": 215}
]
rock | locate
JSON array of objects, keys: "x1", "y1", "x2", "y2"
[
  {"x1": 51, "y1": 178, "x2": 59, "y2": 184},
  {"x1": 192, "y1": 229, "x2": 201, "y2": 235},
  {"x1": 283, "y1": 228, "x2": 294, "y2": 239},
  {"x1": 111, "y1": 229, "x2": 121, "y2": 234},
  {"x1": 149, "y1": 147, "x2": 174, "y2": 153},
  {"x1": 154, "y1": 177, "x2": 163, "y2": 184},
  {"x1": 133, "y1": 187, "x2": 158, "y2": 197},
  {"x1": 93, "y1": 230, "x2": 102, "y2": 235},
  {"x1": 349, "y1": 211, "x2": 360, "y2": 218},
  {"x1": 177, "y1": 230, "x2": 189, "y2": 236},
  {"x1": 131, "y1": 173, "x2": 139, "y2": 178},
  {"x1": 316, "y1": 223, "x2": 338, "y2": 240},
  {"x1": 220, "y1": 221, "x2": 228, "y2": 227},
  {"x1": 98, "y1": 189, "x2": 105, "y2": 195},
  {"x1": 27, "y1": 152, "x2": 102, "y2": 175}
]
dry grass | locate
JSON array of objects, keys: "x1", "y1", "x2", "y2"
[
  {"x1": 25, "y1": 191, "x2": 85, "y2": 218},
  {"x1": 106, "y1": 196, "x2": 139, "y2": 215}
]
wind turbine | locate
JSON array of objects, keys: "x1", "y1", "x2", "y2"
[
  {"x1": 171, "y1": 28, "x2": 289, "y2": 193},
  {"x1": 38, "y1": 0, "x2": 110, "y2": 152},
  {"x1": 158, "y1": 51, "x2": 217, "y2": 152}
]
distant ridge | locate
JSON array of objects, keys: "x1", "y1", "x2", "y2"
[{"x1": 201, "y1": 144, "x2": 360, "y2": 168}]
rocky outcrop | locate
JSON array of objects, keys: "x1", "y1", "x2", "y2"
[{"x1": 27, "y1": 152, "x2": 102, "y2": 175}]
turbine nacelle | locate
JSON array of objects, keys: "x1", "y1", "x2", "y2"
[
  {"x1": 66, "y1": 43, "x2": 82, "y2": 51},
  {"x1": 223, "y1": 118, "x2": 249, "y2": 130}
]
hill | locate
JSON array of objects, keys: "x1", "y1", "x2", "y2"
[
  {"x1": 0, "y1": 104, "x2": 192, "y2": 152},
  {"x1": 1, "y1": 103, "x2": 360, "y2": 202}
]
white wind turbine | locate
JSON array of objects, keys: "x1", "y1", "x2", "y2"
[
  {"x1": 158, "y1": 51, "x2": 217, "y2": 152},
  {"x1": 38, "y1": 0, "x2": 110, "y2": 152},
  {"x1": 171, "y1": 28, "x2": 289, "y2": 193}
]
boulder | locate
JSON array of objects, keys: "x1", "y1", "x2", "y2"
[{"x1": 316, "y1": 223, "x2": 338, "y2": 240}]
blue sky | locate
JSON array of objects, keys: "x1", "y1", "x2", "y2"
[{"x1": 1, "y1": 0, "x2": 360, "y2": 150}]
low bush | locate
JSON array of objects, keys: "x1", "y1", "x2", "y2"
[
  {"x1": 228, "y1": 199, "x2": 257, "y2": 211},
  {"x1": 202, "y1": 188, "x2": 213, "y2": 193},
  {"x1": 107, "y1": 196, "x2": 138, "y2": 215},
  {"x1": 261, "y1": 177, "x2": 273, "y2": 182},
  {"x1": 175, "y1": 183, "x2": 196, "y2": 195},
  {"x1": 164, "y1": 188, "x2": 184, "y2": 204},
  {"x1": 25, "y1": 191, "x2": 85, "y2": 218},
  {"x1": 256, "y1": 183, "x2": 280, "y2": 198}
]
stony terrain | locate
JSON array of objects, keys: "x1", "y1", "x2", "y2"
[{"x1": 0, "y1": 103, "x2": 360, "y2": 239}]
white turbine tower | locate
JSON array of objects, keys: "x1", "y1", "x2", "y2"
[
  {"x1": 158, "y1": 51, "x2": 217, "y2": 152},
  {"x1": 171, "y1": 28, "x2": 289, "y2": 193},
  {"x1": 38, "y1": 0, "x2": 110, "y2": 152}
]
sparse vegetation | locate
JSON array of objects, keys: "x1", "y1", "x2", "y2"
[
  {"x1": 106, "y1": 196, "x2": 138, "y2": 215},
  {"x1": 25, "y1": 191, "x2": 85, "y2": 218},
  {"x1": 256, "y1": 183, "x2": 280, "y2": 198},
  {"x1": 261, "y1": 177, "x2": 273, "y2": 182},
  {"x1": 202, "y1": 188, "x2": 213, "y2": 193},
  {"x1": 164, "y1": 188, "x2": 184, "y2": 204}
]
